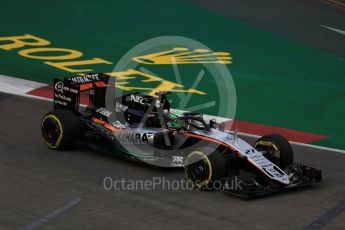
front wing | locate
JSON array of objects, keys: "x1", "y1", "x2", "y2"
[{"x1": 221, "y1": 163, "x2": 322, "y2": 198}]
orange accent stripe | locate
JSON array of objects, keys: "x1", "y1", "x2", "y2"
[
  {"x1": 182, "y1": 132, "x2": 239, "y2": 153},
  {"x1": 79, "y1": 81, "x2": 107, "y2": 91},
  {"x1": 95, "y1": 81, "x2": 107, "y2": 87},
  {"x1": 92, "y1": 118, "x2": 126, "y2": 133},
  {"x1": 93, "y1": 117, "x2": 106, "y2": 125},
  {"x1": 80, "y1": 82, "x2": 93, "y2": 91}
]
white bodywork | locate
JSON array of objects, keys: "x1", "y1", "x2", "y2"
[{"x1": 192, "y1": 129, "x2": 290, "y2": 185}]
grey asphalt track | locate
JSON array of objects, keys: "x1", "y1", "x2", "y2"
[
  {"x1": 0, "y1": 93, "x2": 345, "y2": 229},
  {"x1": 193, "y1": 0, "x2": 345, "y2": 57}
]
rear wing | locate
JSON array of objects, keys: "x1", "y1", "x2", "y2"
[{"x1": 53, "y1": 73, "x2": 113, "y2": 111}]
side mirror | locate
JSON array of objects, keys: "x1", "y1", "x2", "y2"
[
  {"x1": 209, "y1": 119, "x2": 216, "y2": 128},
  {"x1": 186, "y1": 124, "x2": 191, "y2": 131}
]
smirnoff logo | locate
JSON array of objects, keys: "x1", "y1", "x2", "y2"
[{"x1": 115, "y1": 132, "x2": 154, "y2": 143}]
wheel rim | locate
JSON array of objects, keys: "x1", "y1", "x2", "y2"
[
  {"x1": 185, "y1": 152, "x2": 212, "y2": 187},
  {"x1": 255, "y1": 140, "x2": 280, "y2": 163},
  {"x1": 189, "y1": 160, "x2": 209, "y2": 182},
  {"x1": 42, "y1": 117, "x2": 61, "y2": 146}
]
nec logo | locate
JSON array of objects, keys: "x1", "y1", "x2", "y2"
[{"x1": 130, "y1": 94, "x2": 149, "y2": 105}]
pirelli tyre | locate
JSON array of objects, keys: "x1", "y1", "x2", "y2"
[
  {"x1": 184, "y1": 148, "x2": 226, "y2": 190},
  {"x1": 254, "y1": 134, "x2": 294, "y2": 169},
  {"x1": 41, "y1": 110, "x2": 81, "y2": 150}
]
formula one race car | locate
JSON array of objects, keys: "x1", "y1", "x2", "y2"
[{"x1": 41, "y1": 73, "x2": 321, "y2": 198}]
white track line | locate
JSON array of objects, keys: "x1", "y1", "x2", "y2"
[
  {"x1": 18, "y1": 198, "x2": 81, "y2": 230},
  {"x1": 321, "y1": 25, "x2": 345, "y2": 36},
  {"x1": 1, "y1": 74, "x2": 345, "y2": 154},
  {"x1": 0, "y1": 74, "x2": 47, "y2": 96},
  {"x1": 234, "y1": 131, "x2": 345, "y2": 154}
]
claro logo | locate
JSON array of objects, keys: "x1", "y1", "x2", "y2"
[
  {"x1": 54, "y1": 81, "x2": 65, "y2": 93},
  {"x1": 54, "y1": 81, "x2": 78, "y2": 94}
]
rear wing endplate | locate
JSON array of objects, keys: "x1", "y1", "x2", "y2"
[{"x1": 53, "y1": 73, "x2": 112, "y2": 111}]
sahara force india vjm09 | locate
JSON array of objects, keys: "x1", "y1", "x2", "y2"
[{"x1": 41, "y1": 73, "x2": 321, "y2": 198}]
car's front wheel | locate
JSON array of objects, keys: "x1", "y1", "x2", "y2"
[
  {"x1": 184, "y1": 147, "x2": 226, "y2": 190},
  {"x1": 254, "y1": 133, "x2": 293, "y2": 169}
]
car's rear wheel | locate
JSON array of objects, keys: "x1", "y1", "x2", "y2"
[
  {"x1": 184, "y1": 147, "x2": 226, "y2": 190},
  {"x1": 254, "y1": 133, "x2": 293, "y2": 169},
  {"x1": 41, "y1": 110, "x2": 81, "y2": 150}
]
